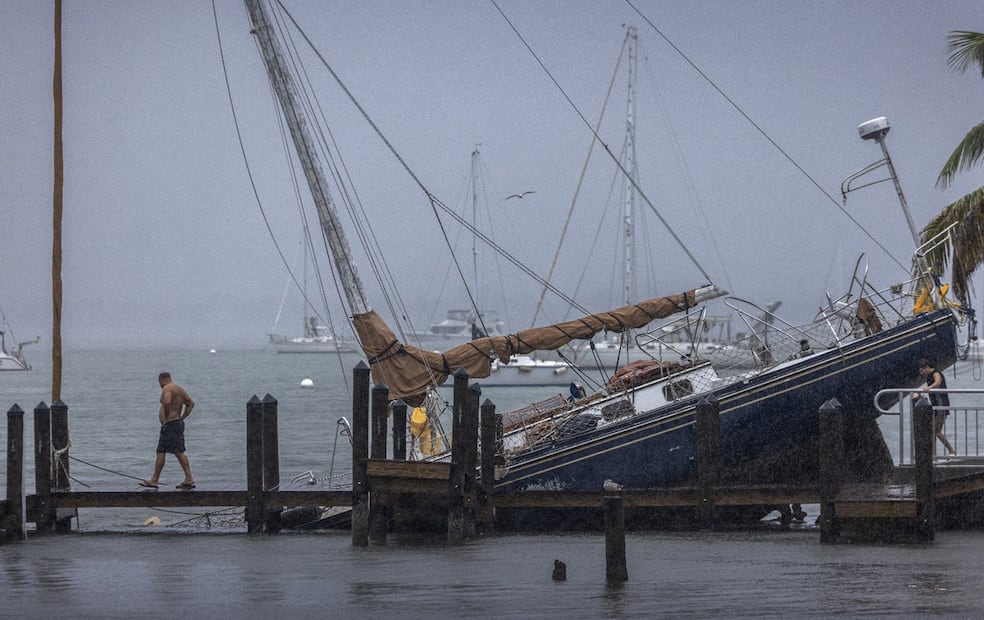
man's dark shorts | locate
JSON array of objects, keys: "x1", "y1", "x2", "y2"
[{"x1": 156, "y1": 419, "x2": 186, "y2": 454}]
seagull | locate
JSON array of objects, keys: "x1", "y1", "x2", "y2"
[{"x1": 505, "y1": 190, "x2": 536, "y2": 200}]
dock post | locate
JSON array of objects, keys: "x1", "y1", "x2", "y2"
[
  {"x1": 462, "y1": 383, "x2": 481, "y2": 539},
  {"x1": 261, "y1": 394, "x2": 281, "y2": 533},
  {"x1": 818, "y1": 398, "x2": 844, "y2": 544},
  {"x1": 447, "y1": 368, "x2": 469, "y2": 544},
  {"x1": 604, "y1": 494, "x2": 628, "y2": 582},
  {"x1": 245, "y1": 395, "x2": 264, "y2": 533},
  {"x1": 4, "y1": 405, "x2": 26, "y2": 541},
  {"x1": 50, "y1": 399, "x2": 74, "y2": 531},
  {"x1": 695, "y1": 395, "x2": 720, "y2": 529},
  {"x1": 33, "y1": 402, "x2": 54, "y2": 534},
  {"x1": 912, "y1": 397, "x2": 935, "y2": 542},
  {"x1": 478, "y1": 397, "x2": 498, "y2": 532},
  {"x1": 369, "y1": 382, "x2": 390, "y2": 545},
  {"x1": 51, "y1": 400, "x2": 69, "y2": 490},
  {"x1": 391, "y1": 400, "x2": 407, "y2": 461},
  {"x1": 351, "y1": 361, "x2": 371, "y2": 547}
]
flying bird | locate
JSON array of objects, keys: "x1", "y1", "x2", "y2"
[{"x1": 505, "y1": 190, "x2": 536, "y2": 200}]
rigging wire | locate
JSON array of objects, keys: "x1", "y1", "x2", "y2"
[
  {"x1": 623, "y1": 0, "x2": 908, "y2": 275},
  {"x1": 530, "y1": 31, "x2": 628, "y2": 328},
  {"x1": 273, "y1": 1, "x2": 591, "y2": 320},
  {"x1": 636, "y1": 36, "x2": 734, "y2": 293},
  {"x1": 490, "y1": 0, "x2": 713, "y2": 285},
  {"x1": 212, "y1": 1, "x2": 354, "y2": 390}
]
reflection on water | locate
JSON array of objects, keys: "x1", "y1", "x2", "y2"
[
  {"x1": 3, "y1": 531, "x2": 984, "y2": 617},
  {"x1": 3, "y1": 353, "x2": 984, "y2": 616}
]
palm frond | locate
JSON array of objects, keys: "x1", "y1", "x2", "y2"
[
  {"x1": 937, "y1": 121, "x2": 984, "y2": 188},
  {"x1": 946, "y1": 31, "x2": 984, "y2": 77},
  {"x1": 921, "y1": 186, "x2": 984, "y2": 303}
]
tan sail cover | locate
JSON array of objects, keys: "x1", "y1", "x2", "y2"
[{"x1": 353, "y1": 289, "x2": 706, "y2": 405}]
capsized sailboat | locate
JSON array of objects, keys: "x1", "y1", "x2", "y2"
[{"x1": 239, "y1": 1, "x2": 967, "y2": 519}]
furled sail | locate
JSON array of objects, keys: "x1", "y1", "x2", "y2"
[{"x1": 353, "y1": 284, "x2": 724, "y2": 404}]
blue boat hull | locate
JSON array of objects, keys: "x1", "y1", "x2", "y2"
[{"x1": 495, "y1": 310, "x2": 958, "y2": 492}]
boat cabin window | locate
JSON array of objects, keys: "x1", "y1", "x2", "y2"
[{"x1": 663, "y1": 380, "x2": 693, "y2": 401}]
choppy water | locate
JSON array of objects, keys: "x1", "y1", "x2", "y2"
[{"x1": 2, "y1": 349, "x2": 984, "y2": 617}]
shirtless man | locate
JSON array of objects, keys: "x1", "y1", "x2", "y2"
[{"x1": 140, "y1": 371, "x2": 196, "y2": 489}]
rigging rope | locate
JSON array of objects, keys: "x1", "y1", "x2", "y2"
[
  {"x1": 273, "y1": 1, "x2": 591, "y2": 320},
  {"x1": 530, "y1": 31, "x2": 628, "y2": 328},
  {"x1": 68, "y1": 454, "x2": 142, "y2": 482},
  {"x1": 623, "y1": 0, "x2": 907, "y2": 274},
  {"x1": 490, "y1": 0, "x2": 713, "y2": 284}
]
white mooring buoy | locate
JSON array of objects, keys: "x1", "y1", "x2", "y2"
[{"x1": 300, "y1": 377, "x2": 314, "y2": 388}]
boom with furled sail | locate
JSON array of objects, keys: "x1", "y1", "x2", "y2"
[{"x1": 353, "y1": 285, "x2": 723, "y2": 403}]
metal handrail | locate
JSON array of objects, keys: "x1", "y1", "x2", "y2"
[{"x1": 874, "y1": 387, "x2": 983, "y2": 465}]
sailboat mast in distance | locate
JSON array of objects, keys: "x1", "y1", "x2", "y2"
[{"x1": 243, "y1": 0, "x2": 369, "y2": 316}]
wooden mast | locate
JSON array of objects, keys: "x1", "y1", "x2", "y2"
[
  {"x1": 51, "y1": 0, "x2": 63, "y2": 401},
  {"x1": 243, "y1": 0, "x2": 370, "y2": 316}
]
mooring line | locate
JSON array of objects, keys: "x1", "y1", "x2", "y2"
[{"x1": 68, "y1": 454, "x2": 144, "y2": 482}]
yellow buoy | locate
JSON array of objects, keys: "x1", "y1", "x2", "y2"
[{"x1": 143, "y1": 516, "x2": 162, "y2": 526}]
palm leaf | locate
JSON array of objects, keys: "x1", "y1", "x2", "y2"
[
  {"x1": 938, "y1": 31, "x2": 984, "y2": 188},
  {"x1": 921, "y1": 186, "x2": 984, "y2": 303},
  {"x1": 946, "y1": 31, "x2": 984, "y2": 77},
  {"x1": 937, "y1": 122, "x2": 984, "y2": 188}
]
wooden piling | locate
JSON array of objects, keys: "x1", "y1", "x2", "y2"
[
  {"x1": 604, "y1": 494, "x2": 628, "y2": 582},
  {"x1": 818, "y1": 397, "x2": 844, "y2": 544},
  {"x1": 33, "y1": 402, "x2": 54, "y2": 534},
  {"x1": 913, "y1": 397, "x2": 935, "y2": 542},
  {"x1": 245, "y1": 395, "x2": 264, "y2": 533},
  {"x1": 447, "y1": 368, "x2": 469, "y2": 543},
  {"x1": 51, "y1": 399, "x2": 74, "y2": 531},
  {"x1": 5, "y1": 405, "x2": 26, "y2": 541},
  {"x1": 369, "y1": 381, "x2": 390, "y2": 545},
  {"x1": 478, "y1": 397, "x2": 498, "y2": 531},
  {"x1": 351, "y1": 361, "x2": 371, "y2": 547},
  {"x1": 261, "y1": 393, "x2": 281, "y2": 533},
  {"x1": 51, "y1": 400, "x2": 69, "y2": 490},
  {"x1": 462, "y1": 383, "x2": 481, "y2": 539},
  {"x1": 695, "y1": 395, "x2": 720, "y2": 529},
  {"x1": 391, "y1": 400, "x2": 407, "y2": 462}
]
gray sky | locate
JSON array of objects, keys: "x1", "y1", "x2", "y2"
[{"x1": 2, "y1": 0, "x2": 983, "y2": 351}]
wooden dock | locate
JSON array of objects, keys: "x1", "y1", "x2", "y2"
[{"x1": 4, "y1": 364, "x2": 984, "y2": 545}]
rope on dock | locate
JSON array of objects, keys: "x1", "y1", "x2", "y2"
[
  {"x1": 68, "y1": 454, "x2": 144, "y2": 483},
  {"x1": 164, "y1": 507, "x2": 244, "y2": 529}
]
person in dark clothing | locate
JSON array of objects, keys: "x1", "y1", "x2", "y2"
[{"x1": 917, "y1": 359, "x2": 956, "y2": 457}]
